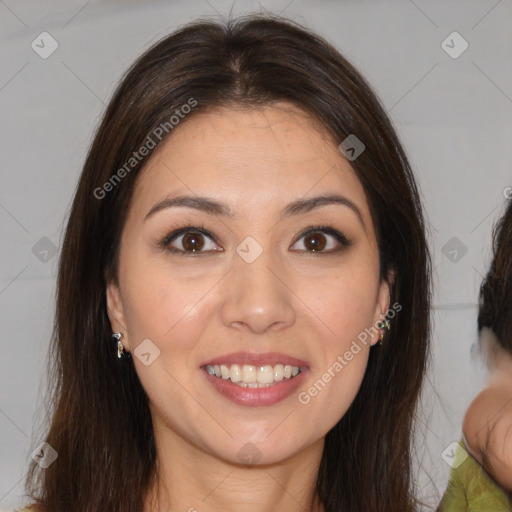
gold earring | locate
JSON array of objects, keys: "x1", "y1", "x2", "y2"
[
  {"x1": 112, "y1": 332, "x2": 130, "y2": 359},
  {"x1": 376, "y1": 320, "x2": 390, "y2": 345}
]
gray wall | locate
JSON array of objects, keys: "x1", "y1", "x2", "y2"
[{"x1": 1, "y1": 0, "x2": 511, "y2": 509}]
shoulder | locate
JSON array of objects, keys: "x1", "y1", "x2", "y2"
[
  {"x1": 463, "y1": 383, "x2": 512, "y2": 457},
  {"x1": 438, "y1": 440, "x2": 511, "y2": 511}
]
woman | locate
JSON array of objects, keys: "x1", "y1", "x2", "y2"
[
  {"x1": 24, "y1": 15, "x2": 431, "y2": 512},
  {"x1": 438, "y1": 199, "x2": 512, "y2": 510}
]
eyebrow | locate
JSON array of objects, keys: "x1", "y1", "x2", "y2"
[{"x1": 144, "y1": 194, "x2": 365, "y2": 229}]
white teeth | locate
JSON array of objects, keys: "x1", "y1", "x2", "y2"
[
  {"x1": 274, "y1": 364, "x2": 284, "y2": 381},
  {"x1": 205, "y1": 363, "x2": 302, "y2": 386},
  {"x1": 257, "y1": 365, "x2": 274, "y2": 384},
  {"x1": 230, "y1": 364, "x2": 241, "y2": 382},
  {"x1": 242, "y1": 365, "x2": 257, "y2": 383}
]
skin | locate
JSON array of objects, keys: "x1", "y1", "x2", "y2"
[
  {"x1": 106, "y1": 103, "x2": 392, "y2": 512},
  {"x1": 463, "y1": 330, "x2": 512, "y2": 492}
]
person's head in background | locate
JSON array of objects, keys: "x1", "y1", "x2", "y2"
[
  {"x1": 478, "y1": 197, "x2": 512, "y2": 362},
  {"x1": 25, "y1": 14, "x2": 431, "y2": 512},
  {"x1": 462, "y1": 197, "x2": 512, "y2": 492}
]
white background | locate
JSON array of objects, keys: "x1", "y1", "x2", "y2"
[{"x1": 1, "y1": 0, "x2": 511, "y2": 509}]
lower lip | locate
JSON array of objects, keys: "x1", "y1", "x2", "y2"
[{"x1": 202, "y1": 368, "x2": 309, "y2": 407}]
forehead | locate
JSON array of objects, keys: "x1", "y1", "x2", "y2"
[{"x1": 131, "y1": 103, "x2": 371, "y2": 222}]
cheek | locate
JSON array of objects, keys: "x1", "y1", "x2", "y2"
[
  {"x1": 119, "y1": 263, "x2": 220, "y2": 434},
  {"x1": 299, "y1": 260, "x2": 380, "y2": 347},
  {"x1": 120, "y1": 251, "x2": 219, "y2": 348},
  {"x1": 296, "y1": 349, "x2": 369, "y2": 444},
  {"x1": 290, "y1": 260, "x2": 378, "y2": 425},
  {"x1": 296, "y1": 277, "x2": 374, "y2": 428}
]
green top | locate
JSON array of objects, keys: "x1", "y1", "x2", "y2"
[{"x1": 438, "y1": 439, "x2": 512, "y2": 511}]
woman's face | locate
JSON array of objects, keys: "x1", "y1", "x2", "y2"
[{"x1": 107, "y1": 103, "x2": 391, "y2": 465}]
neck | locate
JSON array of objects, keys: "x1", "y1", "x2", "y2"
[{"x1": 144, "y1": 416, "x2": 325, "y2": 512}]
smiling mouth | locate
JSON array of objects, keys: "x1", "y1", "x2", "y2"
[{"x1": 204, "y1": 363, "x2": 303, "y2": 388}]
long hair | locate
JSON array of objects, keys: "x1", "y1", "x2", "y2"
[
  {"x1": 26, "y1": 14, "x2": 431, "y2": 512},
  {"x1": 478, "y1": 198, "x2": 512, "y2": 353}
]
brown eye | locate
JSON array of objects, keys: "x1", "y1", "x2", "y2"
[
  {"x1": 164, "y1": 228, "x2": 221, "y2": 254},
  {"x1": 290, "y1": 226, "x2": 351, "y2": 254},
  {"x1": 303, "y1": 232, "x2": 327, "y2": 251},
  {"x1": 181, "y1": 232, "x2": 205, "y2": 252}
]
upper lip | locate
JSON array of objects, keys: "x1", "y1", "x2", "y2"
[{"x1": 201, "y1": 351, "x2": 309, "y2": 368}]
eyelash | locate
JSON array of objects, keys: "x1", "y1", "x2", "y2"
[{"x1": 159, "y1": 225, "x2": 352, "y2": 256}]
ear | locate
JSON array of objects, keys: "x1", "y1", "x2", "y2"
[
  {"x1": 106, "y1": 281, "x2": 131, "y2": 351},
  {"x1": 370, "y1": 269, "x2": 395, "y2": 346}
]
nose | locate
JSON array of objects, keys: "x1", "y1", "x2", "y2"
[{"x1": 220, "y1": 249, "x2": 296, "y2": 334}]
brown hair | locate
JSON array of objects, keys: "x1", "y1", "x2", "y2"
[
  {"x1": 478, "y1": 198, "x2": 512, "y2": 354},
  {"x1": 26, "y1": 14, "x2": 431, "y2": 512}
]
